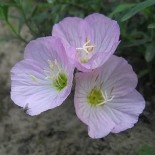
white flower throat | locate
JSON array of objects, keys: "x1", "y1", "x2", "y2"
[
  {"x1": 44, "y1": 59, "x2": 62, "y2": 80},
  {"x1": 30, "y1": 59, "x2": 68, "y2": 91},
  {"x1": 76, "y1": 37, "x2": 95, "y2": 63}
]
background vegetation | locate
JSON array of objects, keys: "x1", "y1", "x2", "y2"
[{"x1": 0, "y1": 0, "x2": 155, "y2": 154}]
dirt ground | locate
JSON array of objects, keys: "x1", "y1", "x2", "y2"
[{"x1": 0, "y1": 22, "x2": 155, "y2": 155}]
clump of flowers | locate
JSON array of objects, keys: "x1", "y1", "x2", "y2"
[{"x1": 11, "y1": 13, "x2": 145, "y2": 138}]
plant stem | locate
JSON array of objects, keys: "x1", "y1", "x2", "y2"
[
  {"x1": 6, "y1": 20, "x2": 27, "y2": 43},
  {"x1": 19, "y1": 5, "x2": 37, "y2": 36}
]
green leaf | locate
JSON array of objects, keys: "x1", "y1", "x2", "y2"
[
  {"x1": 138, "y1": 69, "x2": 149, "y2": 78},
  {"x1": 120, "y1": 31, "x2": 150, "y2": 48},
  {"x1": 0, "y1": 5, "x2": 9, "y2": 21},
  {"x1": 109, "y1": 3, "x2": 135, "y2": 17},
  {"x1": 2, "y1": 5, "x2": 8, "y2": 21},
  {"x1": 145, "y1": 44, "x2": 155, "y2": 62},
  {"x1": 148, "y1": 23, "x2": 155, "y2": 29},
  {"x1": 121, "y1": 0, "x2": 155, "y2": 21},
  {"x1": 31, "y1": 5, "x2": 38, "y2": 17},
  {"x1": 0, "y1": 8, "x2": 3, "y2": 19},
  {"x1": 138, "y1": 145, "x2": 154, "y2": 155}
]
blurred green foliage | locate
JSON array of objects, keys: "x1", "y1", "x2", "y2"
[
  {"x1": 0, "y1": 0, "x2": 155, "y2": 153},
  {"x1": 138, "y1": 144, "x2": 154, "y2": 155}
]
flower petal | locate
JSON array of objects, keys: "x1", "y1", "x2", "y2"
[
  {"x1": 97, "y1": 55, "x2": 138, "y2": 97},
  {"x1": 11, "y1": 59, "x2": 58, "y2": 110},
  {"x1": 24, "y1": 36, "x2": 74, "y2": 69},
  {"x1": 83, "y1": 13, "x2": 120, "y2": 71},
  {"x1": 53, "y1": 17, "x2": 91, "y2": 47},
  {"x1": 74, "y1": 72, "x2": 115, "y2": 138},
  {"x1": 87, "y1": 107, "x2": 115, "y2": 139},
  {"x1": 25, "y1": 88, "x2": 65, "y2": 116},
  {"x1": 85, "y1": 13, "x2": 120, "y2": 54},
  {"x1": 75, "y1": 44, "x2": 120, "y2": 72},
  {"x1": 106, "y1": 90, "x2": 145, "y2": 133},
  {"x1": 52, "y1": 17, "x2": 92, "y2": 62}
]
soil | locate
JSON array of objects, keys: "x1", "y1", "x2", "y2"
[{"x1": 0, "y1": 22, "x2": 155, "y2": 155}]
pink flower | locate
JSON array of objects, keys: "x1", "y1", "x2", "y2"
[
  {"x1": 74, "y1": 55, "x2": 145, "y2": 138},
  {"x1": 11, "y1": 37, "x2": 74, "y2": 116},
  {"x1": 52, "y1": 13, "x2": 120, "y2": 72}
]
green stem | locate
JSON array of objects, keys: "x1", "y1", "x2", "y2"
[
  {"x1": 6, "y1": 20, "x2": 27, "y2": 43},
  {"x1": 19, "y1": 5, "x2": 37, "y2": 36}
]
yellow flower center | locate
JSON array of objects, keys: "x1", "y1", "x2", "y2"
[
  {"x1": 87, "y1": 87, "x2": 114, "y2": 106},
  {"x1": 45, "y1": 59, "x2": 68, "y2": 91},
  {"x1": 30, "y1": 59, "x2": 68, "y2": 91},
  {"x1": 87, "y1": 88, "x2": 105, "y2": 106}
]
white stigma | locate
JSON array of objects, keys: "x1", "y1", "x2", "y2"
[
  {"x1": 96, "y1": 82, "x2": 115, "y2": 106},
  {"x1": 97, "y1": 90, "x2": 115, "y2": 106},
  {"x1": 76, "y1": 38, "x2": 95, "y2": 63},
  {"x1": 76, "y1": 40, "x2": 95, "y2": 54}
]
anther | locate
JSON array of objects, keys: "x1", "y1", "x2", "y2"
[{"x1": 30, "y1": 75, "x2": 38, "y2": 82}]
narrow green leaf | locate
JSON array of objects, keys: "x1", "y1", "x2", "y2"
[
  {"x1": 145, "y1": 44, "x2": 155, "y2": 62},
  {"x1": 148, "y1": 23, "x2": 155, "y2": 29},
  {"x1": 121, "y1": 0, "x2": 155, "y2": 22},
  {"x1": 138, "y1": 69, "x2": 149, "y2": 78},
  {"x1": 31, "y1": 6, "x2": 38, "y2": 17},
  {"x1": 18, "y1": 16, "x2": 25, "y2": 33},
  {"x1": 0, "y1": 7, "x2": 4, "y2": 19},
  {"x1": 2, "y1": 5, "x2": 8, "y2": 21},
  {"x1": 0, "y1": 5, "x2": 8, "y2": 21},
  {"x1": 109, "y1": 3, "x2": 135, "y2": 17}
]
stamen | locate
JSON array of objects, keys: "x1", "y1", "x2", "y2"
[
  {"x1": 47, "y1": 60, "x2": 54, "y2": 70},
  {"x1": 43, "y1": 59, "x2": 68, "y2": 91},
  {"x1": 45, "y1": 59, "x2": 62, "y2": 80},
  {"x1": 110, "y1": 87, "x2": 114, "y2": 96},
  {"x1": 95, "y1": 74, "x2": 99, "y2": 81},
  {"x1": 30, "y1": 75, "x2": 38, "y2": 82},
  {"x1": 87, "y1": 87, "x2": 114, "y2": 106},
  {"x1": 55, "y1": 60, "x2": 61, "y2": 72},
  {"x1": 76, "y1": 47, "x2": 89, "y2": 54},
  {"x1": 84, "y1": 39, "x2": 90, "y2": 46},
  {"x1": 97, "y1": 91, "x2": 114, "y2": 106},
  {"x1": 29, "y1": 59, "x2": 68, "y2": 91}
]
